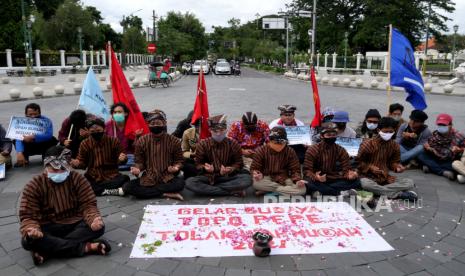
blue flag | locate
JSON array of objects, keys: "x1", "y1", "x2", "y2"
[
  {"x1": 390, "y1": 28, "x2": 427, "y2": 110},
  {"x1": 78, "y1": 67, "x2": 110, "y2": 121}
]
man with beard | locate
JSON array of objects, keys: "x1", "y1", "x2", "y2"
[
  {"x1": 70, "y1": 117, "x2": 129, "y2": 196},
  {"x1": 124, "y1": 110, "x2": 186, "y2": 200},
  {"x1": 228, "y1": 112, "x2": 270, "y2": 170},
  {"x1": 186, "y1": 114, "x2": 253, "y2": 196}
]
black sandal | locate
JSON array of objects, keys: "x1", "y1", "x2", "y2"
[{"x1": 86, "y1": 239, "x2": 112, "y2": 255}]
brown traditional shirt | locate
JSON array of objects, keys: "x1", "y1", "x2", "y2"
[
  {"x1": 356, "y1": 136, "x2": 401, "y2": 185},
  {"x1": 134, "y1": 133, "x2": 184, "y2": 186},
  {"x1": 194, "y1": 137, "x2": 243, "y2": 177},
  {"x1": 19, "y1": 171, "x2": 100, "y2": 237},
  {"x1": 303, "y1": 142, "x2": 351, "y2": 182},
  {"x1": 250, "y1": 144, "x2": 301, "y2": 184},
  {"x1": 75, "y1": 135, "x2": 123, "y2": 182}
]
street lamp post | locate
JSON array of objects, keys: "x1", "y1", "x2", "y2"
[
  {"x1": 20, "y1": 0, "x2": 33, "y2": 76},
  {"x1": 26, "y1": 17, "x2": 34, "y2": 71},
  {"x1": 344, "y1": 31, "x2": 348, "y2": 69},
  {"x1": 77, "y1": 27, "x2": 83, "y2": 67},
  {"x1": 255, "y1": 13, "x2": 260, "y2": 30},
  {"x1": 452, "y1": 24, "x2": 459, "y2": 71}
]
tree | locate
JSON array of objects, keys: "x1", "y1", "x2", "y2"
[
  {"x1": 122, "y1": 27, "x2": 146, "y2": 53},
  {"x1": 157, "y1": 12, "x2": 207, "y2": 61},
  {"x1": 34, "y1": 0, "x2": 65, "y2": 20},
  {"x1": 39, "y1": 0, "x2": 100, "y2": 50},
  {"x1": 0, "y1": 0, "x2": 25, "y2": 51}
]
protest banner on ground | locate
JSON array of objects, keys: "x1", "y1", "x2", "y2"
[
  {"x1": 130, "y1": 202, "x2": 393, "y2": 258},
  {"x1": 285, "y1": 126, "x2": 313, "y2": 145},
  {"x1": 5, "y1": 116, "x2": 51, "y2": 141},
  {"x1": 336, "y1": 137, "x2": 362, "y2": 157}
]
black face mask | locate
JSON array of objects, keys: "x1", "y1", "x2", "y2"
[
  {"x1": 245, "y1": 125, "x2": 256, "y2": 132},
  {"x1": 91, "y1": 132, "x2": 104, "y2": 141},
  {"x1": 323, "y1": 137, "x2": 337, "y2": 145},
  {"x1": 150, "y1": 126, "x2": 165, "y2": 134}
]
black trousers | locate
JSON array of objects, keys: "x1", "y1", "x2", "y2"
[
  {"x1": 290, "y1": 144, "x2": 306, "y2": 164},
  {"x1": 86, "y1": 174, "x2": 130, "y2": 196},
  {"x1": 182, "y1": 158, "x2": 199, "y2": 179},
  {"x1": 304, "y1": 178, "x2": 361, "y2": 196},
  {"x1": 21, "y1": 220, "x2": 104, "y2": 258},
  {"x1": 123, "y1": 176, "x2": 185, "y2": 199},
  {"x1": 185, "y1": 173, "x2": 253, "y2": 196},
  {"x1": 19, "y1": 137, "x2": 58, "y2": 160}
]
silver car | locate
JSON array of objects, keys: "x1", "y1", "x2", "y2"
[{"x1": 215, "y1": 62, "x2": 231, "y2": 75}]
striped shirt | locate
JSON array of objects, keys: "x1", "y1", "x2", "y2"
[
  {"x1": 194, "y1": 137, "x2": 243, "y2": 176},
  {"x1": 250, "y1": 145, "x2": 301, "y2": 183},
  {"x1": 134, "y1": 133, "x2": 184, "y2": 186},
  {"x1": 304, "y1": 142, "x2": 351, "y2": 182},
  {"x1": 75, "y1": 135, "x2": 123, "y2": 182},
  {"x1": 19, "y1": 171, "x2": 100, "y2": 237},
  {"x1": 356, "y1": 137, "x2": 400, "y2": 185}
]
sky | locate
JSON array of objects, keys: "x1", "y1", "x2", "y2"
[{"x1": 82, "y1": 0, "x2": 465, "y2": 35}]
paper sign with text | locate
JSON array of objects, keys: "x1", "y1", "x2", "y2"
[
  {"x1": 336, "y1": 137, "x2": 362, "y2": 157},
  {"x1": 6, "y1": 116, "x2": 51, "y2": 141},
  {"x1": 285, "y1": 126, "x2": 313, "y2": 145},
  {"x1": 130, "y1": 202, "x2": 393, "y2": 258}
]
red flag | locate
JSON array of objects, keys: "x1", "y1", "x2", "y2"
[
  {"x1": 310, "y1": 67, "x2": 322, "y2": 128},
  {"x1": 109, "y1": 46, "x2": 149, "y2": 139},
  {"x1": 191, "y1": 69, "x2": 211, "y2": 139}
]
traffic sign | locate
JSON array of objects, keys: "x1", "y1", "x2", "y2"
[{"x1": 147, "y1": 43, "x2": 156, "y2": 53}]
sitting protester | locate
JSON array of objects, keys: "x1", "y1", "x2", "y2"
[
  {"x1": 70, "y1": 117, "x2": 129, "y2": 196},
  {"x1": 418, "y1": 113, "x2": 465, "y2": 180},
  {"x1": 332, "y1": 110, "x2": 356, "y2": 139},
  {"x1": 358, "y1": 117, "x2": 417, "y2": 204},
  {"x1": 124, "y1": 110, "x2": 185, "y2": 200},
  {"x1": 311, "y1": 106, "x2": 336, "y2": 143},
  {"x1": 356, "y1": 109, "x2": 381, "y2": 139},
  {"x1": 388, "y1": 103, "x2": 406, "y2": 131},
  {"x1": 186, "y1": 114, "x2": 252, "y2": 197},
  {"x1": 453, "y1": 152, "x2": 465, "y2": 184},
  {"x1": 304, "y1": 123, "x2": 360, "y2": 197},
  {"x1": 58, "y1": 109, "x2": 89, "y2": 158},
  {"x1": 181, "y1": 119, "x2": 200, "y2": 179},
  {"x1": 105, "y1": 103, "x2": 142, "y2": 170},
  {"x1": 251, "y1": 127, "x2": 306, "y2": 196},
  {"x1": 0, "y1": 123, "x2": 12, "y2": 169},
  {"x1": 15, "y1": 103, "x2": 58, "y2": 167},
  {"x1": 395, "y1": 110, "x2": 431, "y2": 164},
  {"x1": 172, "y1": 110, "x2": 194, "y2": 139},
  {"x1": 19, "y1": 146, "x2": 110, "y2": 266},
  {"x1": 228, "y1": 112, "x2": 270, "y2": 170},
  {"x1": 269, "y1": 105, "x2": 306, "y2": 163}
]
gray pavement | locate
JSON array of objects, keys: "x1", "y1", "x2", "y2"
[{"x1": 1, "y1": 68, "x2": 465, "y2": 275}]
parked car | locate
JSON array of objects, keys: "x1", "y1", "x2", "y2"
[
  {"x1": 192, "y1": 60, "x2": 210, "y2": 74},
  {"x1": 215, "y1": 62, "x2": 231, "y2": 75}
]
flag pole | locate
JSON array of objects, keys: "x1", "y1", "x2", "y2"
[
  {"x1": 387, "y1": 24, "x2": 393, "y2": 108},
  {"x1": 108, "y1": 41, "x2": 112, "y2": 104}
]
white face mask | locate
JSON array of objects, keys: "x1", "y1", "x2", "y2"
[
  {"x1": 392, "y1": 115, "x2": 401, "y2": 121},
  {"x1": 379, "y1": 131, "x2": 394, "y2": 141},
  {"x1": 437, "y1": 125, "x2": 449, "y2": 134},
  {"x1": 366, "y1": 123, "x2": 378, "y2": 130}
]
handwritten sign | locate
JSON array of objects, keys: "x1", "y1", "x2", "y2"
[
  {"x1": 5, "y1": 116, "x2": 51, "y2": 141},
  {"x1": 130, "y1": 202, "x2": 393, "y2": 258},
  {"x1": 285, "y1": 126, "x2": 313, "y2": 145},
  {"x1": 336, "y1": 137, "x2": 362, "y2": 157}
]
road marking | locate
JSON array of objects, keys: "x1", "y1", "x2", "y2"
[{"x1": 229, "y1": 88, "x2": 246, "y2": 91}]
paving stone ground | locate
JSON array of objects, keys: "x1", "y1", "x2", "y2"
[{"x1": 1, "y1": 68, "x2": 465, "y2": 275}]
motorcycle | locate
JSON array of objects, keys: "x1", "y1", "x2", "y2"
[{"x1": 233, "y1": 63, "x2": 241, "y2": 76}]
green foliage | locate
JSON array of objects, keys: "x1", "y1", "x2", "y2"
[
  {"x1": 122, "y1": 26, "x2": 146, "y2": 53},
  {"x1": 157, "y1": 11, "x2": 207, "y2": 61},
  {"x1": 0, "y1": 0, "x2": 26, "y2": 51}
]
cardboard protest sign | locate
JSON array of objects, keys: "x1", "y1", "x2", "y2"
[
  {"x1": 6, "y1": 116, "x2": 51, "y2": 141},
  {"x1": 131, "y1": 202, "x2": 393, "y2": 258},
  {"x1": 336, "y1": 137, "x2": 362, "y2": 157},
  {"x1": 285, "y1": 126, "x2": 313, "y2": 145}
]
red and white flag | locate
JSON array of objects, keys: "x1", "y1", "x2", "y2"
[{"x1": 191, "y1": 69, "x2": 211, "y2": 139}]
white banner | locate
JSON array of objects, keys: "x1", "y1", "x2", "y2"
[
  {"x1": 336, "y1": 137, "x2": 362, "y2": 157},
  {"x1": 285, "y1": 126, "x2": 313, "y2": 145},
  {"x1": 130, "y1": 202, "x2": 393, "y2": 258},
  {"x1": 5, "y1": 116, "x2": 51, "y2": 141}
]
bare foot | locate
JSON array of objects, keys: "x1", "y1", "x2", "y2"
[
  {"x1": 85, "y1": 242, "x2": 107, "y2": 255},
  {"x1": 31, "y1": 252, "x2": 45, "y2": 265},
  {"x1": 254, "y1": 190, "x2": 267, "y2": 197},
  {"x1": 163, "y1": 192, "x2": 184, "y2": 201}
]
